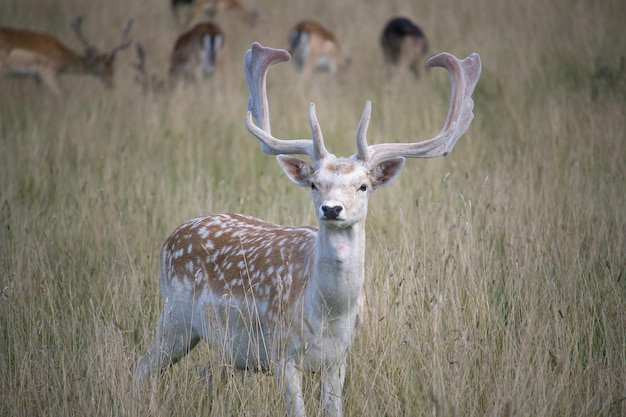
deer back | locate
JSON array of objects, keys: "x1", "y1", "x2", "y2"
[
  {"x1": 162, "y1": 213, "x2": 316, "y2": 325},
  {"x1": 0, "y1": 27, "x2": 85, "y2": 72}
]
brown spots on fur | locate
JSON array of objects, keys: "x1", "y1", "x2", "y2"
[{"x1": 163, "y1": 214, "x2": 315, "y2": 315}]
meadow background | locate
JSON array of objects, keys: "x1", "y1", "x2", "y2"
[{"x1": 1, "y1": 0, "x2": 625, "y2": 415}]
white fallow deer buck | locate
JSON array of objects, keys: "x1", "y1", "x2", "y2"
[
  {"x1": 380, "y1": 17, "x2": 429, "y2": 90},
  {"x1": 133, "y1": 42, "x2": 481, "y2": 416},
  {"x1": 0, "y1": 17, "x2": 132, "y2": 97},
  {"x1": 289, "y1": 20, "x2": 351, "y2": 80}
]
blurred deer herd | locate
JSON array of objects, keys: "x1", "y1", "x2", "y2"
[{"x1": 0, "y1": 0, "x2": 430, "y2": 96}]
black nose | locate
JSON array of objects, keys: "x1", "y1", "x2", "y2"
[{"x1": 322, "y1": 205, "x2": 342, "y2": 219}]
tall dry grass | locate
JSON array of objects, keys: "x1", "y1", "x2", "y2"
[{"x1": 1, "y1": 0, "x2": 625, "y2": 415}]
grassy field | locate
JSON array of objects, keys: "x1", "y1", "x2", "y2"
[{"x1": 1, "y1": 0, "x2": 625, "y2": 415}]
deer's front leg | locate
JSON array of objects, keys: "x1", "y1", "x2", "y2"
[
  {"x1": 276, "y1": 360, "x2": 306, "y2": 417},
  {"x1": 38, "y1": 68, "x2": 62, "y2": 97},
  {"x1": 321, "y1": 360, "x2": 346, "y2": 417}
]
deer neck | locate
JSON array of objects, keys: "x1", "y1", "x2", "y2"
[
  {"x1": 67, "y1": 60, "x2": 88, "y2": 75},
  {"x1": 51, "y1": 43, "x2": 89, "y2": 73},
  {"x1": 307, "y1": 218, "x2": 366, "y2": 319}
]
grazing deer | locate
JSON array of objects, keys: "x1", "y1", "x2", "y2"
[
  {"x1": 169, "y1": 21, "x2": 225, "y2": 82},
  {"x1": 288, "y1": 20, "x2": 350, "y2": 79},
  {"x1": 133, "y1": 42, "x2": 481, "y2": 416},
  {"x1": 171, "y1": 0, "x2": 193, "y2": 11},
  {"x1": 173, "y1": 0, "x2": 259, "y2": 27},
  {"x1": 0, "y1": 17, "x2": 132, "y2": 97},
  {"x1": 380, "y1": 17, "x2": 428, "y2": 89}
]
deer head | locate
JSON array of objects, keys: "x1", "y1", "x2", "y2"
[
  {"x1": 70, "y1": 17, "x2": 133, "y2": 88},
  {"x1": 244, "y1": 42, "x2": 481, "y2": 225}
]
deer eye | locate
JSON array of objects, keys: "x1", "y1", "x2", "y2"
[
  {"x1": 311, "y1": 182, "x2": 317, "y2": 190},
  {"x1": 358, "y1": 184, "x2": 368, "y2": 192}
]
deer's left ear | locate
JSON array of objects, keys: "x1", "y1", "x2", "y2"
[
  {"x1": 371, "y1": 157, "x2": 405, "y2": 189},
  {"x1": 277, "y1": 155, "x2": 314, "y2": 187}
]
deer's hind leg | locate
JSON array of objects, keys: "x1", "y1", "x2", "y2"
[{"x1": 133, "y1": 299, "x2": 202, "y2": 387}]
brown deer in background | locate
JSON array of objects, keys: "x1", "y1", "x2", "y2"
[
  {"x1": 169, "y1": 21, "x2": 226, "y2": 83},
  {"x1": 133, "y1": 22, "x2": 224, "y2": 92},
  {"x1": 288, "y1": 20, "x2": 350, "y2": 80},
  {"x1": 0, "y1": 17, "x2": 132, "y2": 97},
  {"x1": 172, "y1": 0, "x2": 259, "y2": 27},
  {"x1": 380, "y1": 17, "x2": 428, "y2": 90},
  {"x1": 132, "y1": 42, "x2": 481, "y2": 416}
]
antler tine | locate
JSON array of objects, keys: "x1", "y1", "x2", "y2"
[
  {"x1": 430, "y1": 52, "x2": 481, "y2": 137},
  {"x1": 70, "y1": 16, "x2": 93, "y2": 50},
  {"x1": 364, "y1": 52, "x2": 482, "y2": 165},
  {"x1": 309, "y1": 103, "x2": 330, "y2": 162},
  {"x1": 355, "y1": 100, "x2": 372, "y2": 161},
  {"x1": 110, "y1": 19, "x2": 133, "y2": 56},
  {"x1": 244, "y1": 42, "x2": 318, "y2": 160},
  {"x1": 134, "y1": 43, "x2": 145, "y2": 71}
]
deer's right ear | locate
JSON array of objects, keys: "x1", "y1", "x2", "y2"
[{"x1": 276, "y1": 155, "x2": 313, "y2": 187}]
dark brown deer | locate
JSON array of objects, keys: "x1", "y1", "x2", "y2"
[{"x1": 380, "y1": 17, "x2": 428, "y2": 89}]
